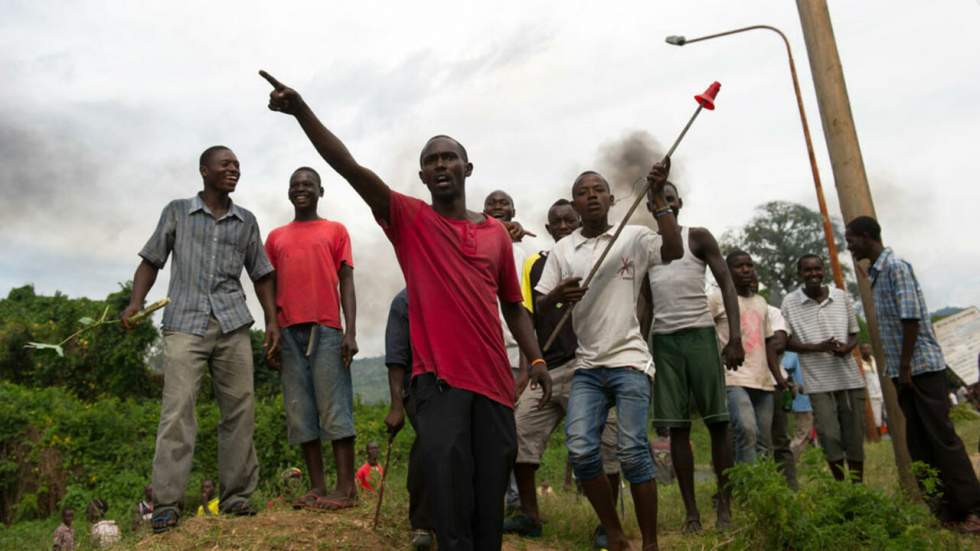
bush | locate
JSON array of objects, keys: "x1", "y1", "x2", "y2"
[
  {"x1": 0, "y1": 284, "x2": 161, "y2": 400},
  {"x1": 0, "y1": 382, "x2": 410, "y2": 527},
  {"x1": 727, "y1": 452, "x2": 963, "y2": 550}
]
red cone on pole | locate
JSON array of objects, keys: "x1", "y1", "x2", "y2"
[{"x1": 695, "y1": 81, "x2": 721, "y2": 110}]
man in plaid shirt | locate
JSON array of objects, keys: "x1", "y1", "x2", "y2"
[{"x1": 846, "y1": 216, "x2": 980, "y2": 532}]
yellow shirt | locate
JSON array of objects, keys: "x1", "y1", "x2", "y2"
[{"x1": 196, "y1": 497, "x2": 219, "y2": 516}]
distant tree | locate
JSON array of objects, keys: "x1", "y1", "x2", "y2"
[
  {"x1": 720, "y1": 201, "x2": 856, "y2": 305},
  {"x1": 0, "y1": 283, "x2": 161, "y2": 399}
]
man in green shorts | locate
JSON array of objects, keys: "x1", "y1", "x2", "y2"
[{"x1": 644, "y1": 182, "x2": 744, "y2": 532}]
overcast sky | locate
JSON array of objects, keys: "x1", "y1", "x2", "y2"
[{"x1": 2, "y1": 1, "x2": 978, "y2": 356}]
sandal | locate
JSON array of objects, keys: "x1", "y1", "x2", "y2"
[
  {"x1": 151, "y1": 509, "x2": 179, "y2": 534},
  {"x1": 292, "y1": 490, "x2": 321, "y2": 510},
  {"x1": 304, "y1": 494, "x2": 357, "y2": 512}
]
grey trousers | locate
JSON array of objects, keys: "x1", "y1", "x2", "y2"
[
  {"x1": 152, "y1": 318, "x2": 258, "y2": 513},
  {"x1": 810, "y1": 388, "x2": 866, "y2": 463}
]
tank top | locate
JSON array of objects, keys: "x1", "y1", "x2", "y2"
[{"x1": 648, "y1": 227, "x2": 714, "y2": 334}]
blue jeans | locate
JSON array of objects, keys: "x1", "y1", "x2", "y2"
[
  {"x1": 565, "y1": 367, "x2": 655, "y2": 484},
  {"x1": 280, "y1": 324, "x2": 354, "y2": 444},
  {"x1": 726, "y1": 386, "x2": 773, "y2": 464}
]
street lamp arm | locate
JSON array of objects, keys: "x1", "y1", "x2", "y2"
[
  {"x1": 667, "y1": 24, "x2": 846, "y2": 291},
  {"x1": 681, "y1": 25, "x2": 790, "y2": 49}
]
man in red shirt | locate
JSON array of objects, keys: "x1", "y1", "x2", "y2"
[
  {"x1": 261, "y1": 70, "x2": 551, "y2": 550},
  {"x1": 265, "y1": 166, "x2": 359, "y2": 510}
]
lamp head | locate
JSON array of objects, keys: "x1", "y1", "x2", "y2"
[{"x1": 665, "y1": 35, "x2": 687, "y2": 46}]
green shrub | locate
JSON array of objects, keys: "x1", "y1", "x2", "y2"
[
  {"x1": 0, "y1": 382, "x2": 412, "y2": 527},
  {"x1": 728, "y1": 452, "x2": 964, "y2": 550}
]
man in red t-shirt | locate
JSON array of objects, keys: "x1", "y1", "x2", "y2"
[
  {"x1": 261, "y1": 70, "x2": 551, "y2": 550},
  {"x1": 265, "y1": 166, "x2": 359, "y2": 511}
]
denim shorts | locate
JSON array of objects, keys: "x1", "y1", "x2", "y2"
[{"x1": 280, "y1": 324, "x2": 355, "y2": 445}]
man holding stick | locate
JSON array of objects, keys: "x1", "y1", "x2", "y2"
[
  {"x1": 505, "y1": 199, "x2": 621, "y2": 547},
  {"x1": 383, "y1": 288, "x2": 434, "y2": 549},
  {"x1": 264, "y1": 166, "x2": 359, "y2": 510},
  {"x1": 260, "y1": 70, "x2": 551, "y2": 550},
  {"x1": 121, "y1": 145, "x2": 279, "y2": 532},
  {"x1": 643, "y1": 181, "x2": 742, "y2": 532},
  {"x1": 536, "y1": 166, "x2": 682, "y2": 551}
]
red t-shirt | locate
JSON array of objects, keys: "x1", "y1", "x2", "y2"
[
  {"x1": 379, "y1": 191, "x2": 523, "y2": 407},
  {"x1": 356, "y1": 462, "x2": 384, "y2": 492},
  {"x1": 264, "y1": 219, "x2": 353, "y2": 329}
]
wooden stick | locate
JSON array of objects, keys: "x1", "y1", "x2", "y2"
[
  {"x1": 542, "y1": 104, "x2": 704, "y2": 352},
  {"x1": 372, "y1": 432, "x2": 396, "y2": 530}
]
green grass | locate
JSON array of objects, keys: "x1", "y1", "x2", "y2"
[{"x1": 4, "y1": 418, "x2": 979, "y2": 550}]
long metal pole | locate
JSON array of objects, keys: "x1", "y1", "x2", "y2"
[
  {"x1": 674, "y1": 25, "x2": 878, "y2": 443},
  {"x1": 542, "y1": 104, "x2": 704, "y2": 352}
]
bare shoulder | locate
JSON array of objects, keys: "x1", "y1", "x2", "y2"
[{"x1": 688, "y1": 226, "x2": 716, "y2": 242}]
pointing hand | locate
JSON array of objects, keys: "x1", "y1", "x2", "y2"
[{"x1": 259, "y1": 70, "x2": 303, "y2": 115}]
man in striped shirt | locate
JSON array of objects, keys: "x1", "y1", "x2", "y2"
[
  {"x1": 846, "y1": 216, "x2": 980, "y2": 530},
  {"x1": 780, "y1": 254, "x2": 865, "y2": 482},
  {"x1": 122, "y1": 145, "x2": 279, "y2": 532}
]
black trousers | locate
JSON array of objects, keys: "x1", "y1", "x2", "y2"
[
  {"x1": 405, "y1": 390, "x2": 432, "y2": 531},
  {"x1": 896, "y1": 370, "x2": 980, "y2": 521},
  {"x1": 770, "y1": 400, "x2": 799, "y2": 490},
  {"x1": 414, "y1": 373, "x2": 516, "y2": 551}
]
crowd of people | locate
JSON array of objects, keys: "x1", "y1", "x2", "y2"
[{"x1": 59, "y1": 70, "x2": 977, "y2": 550}]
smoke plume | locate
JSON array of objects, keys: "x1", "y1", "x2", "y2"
[{"x1": 593, "y1": 130, "x2": 679, "y2": 229}]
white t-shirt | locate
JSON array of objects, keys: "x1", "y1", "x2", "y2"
[
  {"x1": 708, "y1": 290, "x2": 774, "y2": 390},
  {"x1": 536, "y1": 225, "x2": 663, "y2": 374}
]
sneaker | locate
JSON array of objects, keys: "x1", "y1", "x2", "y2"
[
  {"x1": 592, "y1": 524, "x2": 608, "y2": 549},
  {"x1": 410, "y1": 529, "x2": 433, "y2": 549},
  {"x1": 502, "y1": 514, "x2": 542, "y2": 537}
]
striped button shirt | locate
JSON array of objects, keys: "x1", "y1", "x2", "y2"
[
  {"x1": 139, "y1": 194, "x2": 274, "y2": 336},
  {"x1": 868, "y1": 247, "x2": 945, "y2": 379},
  {"x1": 780, "y1": 286, "x2": 865, "y2": 393}
]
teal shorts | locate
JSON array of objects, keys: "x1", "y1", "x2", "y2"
[{"x1": 651, "y1": 326, "x2": 729, "y2": 428}]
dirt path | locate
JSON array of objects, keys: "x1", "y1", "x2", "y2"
[{"x1": 133, "y1": 508, "x2": 569, "y2": 550}]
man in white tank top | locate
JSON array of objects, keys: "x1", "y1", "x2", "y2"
[{"x1": 643, "y1": 182, "x2": 744, "y2": 533}]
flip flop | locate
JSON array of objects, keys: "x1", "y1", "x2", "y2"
[
  {"x1": 304, "y1": 495, "x2": 357, "y2": 512},
  {"x1": 292, "y1": 490, "x2": 320, "y2": 510},
  {"x1": 151, "y1": 509, "x2": 179, "y2": 534}
]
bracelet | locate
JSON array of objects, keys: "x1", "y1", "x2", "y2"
[
  {"x1": 654, "y1": 208, "x2": 674, "y2": 218},
  {"x1": 531, "y1": 358, "x2": 547, "y2": 368}
]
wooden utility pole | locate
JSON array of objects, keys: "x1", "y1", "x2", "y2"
[{"x1": 796, "y1": 0, "x2": 916, "y2": 495}]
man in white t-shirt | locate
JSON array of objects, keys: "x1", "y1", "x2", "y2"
[
  {"x1": 708, "y1": 251, "x2": 791, "y2": 464},
  {"x1": 536, "y1": 162, "x2": 682, "y2": 551}
]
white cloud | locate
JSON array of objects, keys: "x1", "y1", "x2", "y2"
[{"x1": 2, "y1": 0, "x2": 978, "y2": 355}]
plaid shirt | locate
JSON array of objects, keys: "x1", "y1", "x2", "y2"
[
  {"x1": 869, "y1": 247, "x2": 945, "y2": 378},
  {"x1": 140, "y1": 194, "x2": 274, "y2": 336}
]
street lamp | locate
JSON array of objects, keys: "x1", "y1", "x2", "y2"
[{"x1": 666, "y1": 25, "x2": 846, "y2": 291}]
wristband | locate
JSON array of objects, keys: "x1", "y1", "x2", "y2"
[{"x1": 531, "y1": 358, "x2": 547, "y2": 368}]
